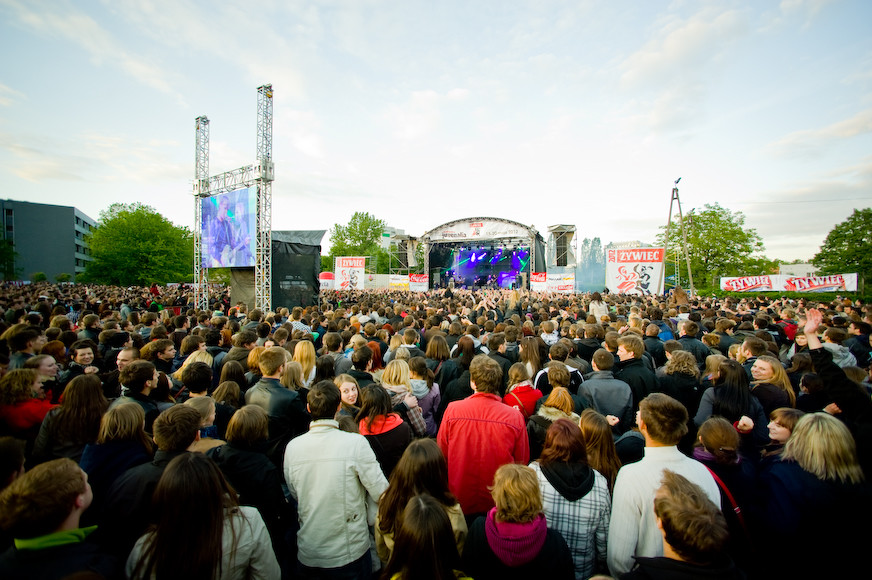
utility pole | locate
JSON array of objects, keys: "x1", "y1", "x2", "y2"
[{"x1": 659, "y1": 178, "x2": 695, "y2": 296}]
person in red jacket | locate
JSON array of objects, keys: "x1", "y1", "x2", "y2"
[
  {"x1": 502, "y1": 362, "x2": 541, "y2": 420},
  {"x1": 438, "y1": 355, "x2": 529, "y2": 521}
]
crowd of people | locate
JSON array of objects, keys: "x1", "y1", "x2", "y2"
[{"x1": 0, "y1": 281, "x2": 871, "y2": 579}]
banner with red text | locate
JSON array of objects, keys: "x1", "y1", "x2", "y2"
[
  {"x1": 546, "y1": 273, "x2": 576, "y2": 294},
  {"x1": 720, "y1": 274, "x2": 857, "y2": 292},
  {"x1": 530, "y1": 272, "x2": 547, "y2": 292},
  {"x1": 606, "y1": 248, "x2": 665, "y2": 295},
  {"x1": 409, "y1": 274, "x2": 429, "y2": 292},
  {"x1": 334, "y1": 256, "x2": 366, "y2": 290}
]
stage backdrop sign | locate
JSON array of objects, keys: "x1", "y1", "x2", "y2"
[
  {"x1": 335, "y1": 256, "x2": 366, "y2": 290},
  {"x1": 389, "y1": 274, "x2": 410, "y2": 290},
  {"x1": 409, "y1": 274, "x2": 429, "y2": 292},
  {"x1": 720, "y1": 273, "x2": 858, "y2": 292},
  {"x1": 547, "y1": 273, "x2": 575, "y2": 294},
  {"x1": 530, "y1": 272, "x2": 547, "y2": 292},
  {"x1": 428, "y1": 219, "x2": 529, "y2": 242},
  {"x1": 606, "y1": 248, "x2": 665, "y2": 295}
]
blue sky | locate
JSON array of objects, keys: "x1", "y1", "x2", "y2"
[{"x1": 1, "y1": 0, "x2": 870, "y2": 262}]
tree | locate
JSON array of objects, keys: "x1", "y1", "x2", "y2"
[
  {"x1": 31, "y1": 272, "x2": 47, "y2": 282},
  {"x1": 55, "y1": 273, "x2": 71, "y2": 283},
  {"x1": 328, "y1": 212, "x2": 386, "y2": 256},
  {"x1": 327, "y1": 212, "x2": 390, "y2": 274},
  {"x1": 0, "y1": 239, "x2": 20, "y2": 280},
  {"x1": 656, "y1": 203, "x2": 769, "y2": 290},
  {"x1": 813, "y1": 208, "x2": 872, "y2": 283},
  {"x1": 80, "y1": 203, "x2": 193, "y2": 286}
]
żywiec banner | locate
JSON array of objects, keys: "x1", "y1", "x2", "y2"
[
  {"x1": 335, "y1": 257, "x2": 365, "y2": 290},
  {"x1": 720, "y1": 273, "x2": 858, "y2": 292},
  {"x1": 719, "y1": 276, "x2": 777, "y2": 292},
  {"x1": 409, "y1": 274, "x2": 429, "y2": 292},
  {"x1": 606, "y1": 248, "x2": 665, "y2": 295}
]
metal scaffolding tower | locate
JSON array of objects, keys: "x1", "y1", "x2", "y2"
[
  {"x1": 193, "y1": 116, "x2": 210, "y2": 311},
  {"x1": 255, "y1": 84, "x2": 274, "y2": 311},
  {"x1": 191, "y1": 85, "x2": 274, "y2": 313},
  {"x1": 659, "y1": 178, "x2": 695, "y2": 295}
]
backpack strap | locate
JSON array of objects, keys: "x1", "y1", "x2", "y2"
[
  {"x1": 508, "y1": 392, "x2": 530, "y2": 420},
  {"x1": 705, "y1": 466, "x2": 748, "y2": 533}
]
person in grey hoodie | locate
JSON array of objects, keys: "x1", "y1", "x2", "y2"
[{"x1": 822, "y1": 327, "x2": 858, "y2": 368}]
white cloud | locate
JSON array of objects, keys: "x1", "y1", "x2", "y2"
[
  {"x1": 2, "y1": 0, "x2": 185, "y2": 102},
  {"x1": 0, "y1": 83, "x2": 25, "y2": 107},
  {"x1": 767, "y1": 108, "x2": 872, "y2": 157}
]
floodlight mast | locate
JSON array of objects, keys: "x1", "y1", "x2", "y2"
[
  {"x1": 659, "y1": 179, "x2": 695, "y2": 296},
  {"x1": 193, "y1": 116, "x2": 210, "y2": 311}
]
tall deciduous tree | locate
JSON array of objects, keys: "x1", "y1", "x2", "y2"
[
  {"x1": 812, "y1": 208, "x2": 872, "y2": 283},
  {"x1": 656, "y1": 203, "x2": 769, "y2": 290},
  {"x1": 80, "y1": 203, "x2": 193, "y2": 285},
  {"x1": 327, "y1": 212, "x2": 390, "y2": 273}
]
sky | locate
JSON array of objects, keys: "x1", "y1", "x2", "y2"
[{"x1": 1, "y1": 0, "x2": 870, "y2": 263}]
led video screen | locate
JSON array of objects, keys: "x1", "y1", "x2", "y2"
[
  {"x1": 444, "y1": 247, "x2": 529, "y2": 289},
  {"x1": 201, "y1": 187, "x2": 256, "y2": 268}
]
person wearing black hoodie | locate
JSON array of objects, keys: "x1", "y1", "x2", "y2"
[{"x1": 529, "y1": 418, "x2": 611, "y2": 579}]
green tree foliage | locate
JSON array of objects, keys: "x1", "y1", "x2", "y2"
[
  {"x1": 813, "y1": 208, "x2": 872, "y2": 282},
  {"x1": 80, "y1": 203, "x2": 193, "y2": 285},
  {"x1": 55, "y1": 273, "x2": 72, "y2": 283},
  {"x1": 329, "y1": 212, "x2": 386, "y2": 256},
  {"x1": 0, "y1": 239, "x2": 20, "y2": 280},
  {"x1": 656, "y1": 203, "x2": 769, "y2": 290},
  {"x1": 31, "y1": 272, "x2": 47, "y2": 282},
  {"x1": 326, "y1": 212, "x2": 390, "y2": 274}
]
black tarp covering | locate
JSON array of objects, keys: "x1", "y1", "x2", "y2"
[{"x1": 229, "y1": 230, "x2": 325, "y2": 311}]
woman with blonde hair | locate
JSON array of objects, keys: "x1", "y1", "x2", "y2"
[
  {"x1": 185, "y1": 396, "x2": 225, "y2": 453},
  {"x1": 171, "y1": 349, "x2": 214, "y2": 383},
  {"x1": 757, "y1": 412, "x2": 869, "y2": 577},
  {"x1": 293, "y1": 341, "x2": 317, "y2": 388},
  {"x1": 280, "y1": 360, "x2": 305, "y2": 393},
  {"x1": 461, "y1": 463, "x2": 574, "y2": 579},
  {"x1": 245, "y1": 346, "x2": 265, "y2": 387},
  {"x1": 381, "y1": 359, "x2": 427, "y2": 437},
  {"x1": 527, "y1": 381, "x2": 579, "y2": 461},
  {"x1": 578, "y1": 408, "x2": 622, "y2": 493},
  {"x1": 750, "y1": 355, "x2": 795, "y2": 417}
]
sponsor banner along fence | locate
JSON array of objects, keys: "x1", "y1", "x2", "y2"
[
  {"x1": 530, "y1": 272, "x2": 547, "y2": 292},
  {"x1": 606, "y1": 248, "x2": 665, "y2": 295},
  {"x1": 720, "y1": 274, "x2": 858, "y2": 292},
  {"x1": 409, "y1": 274, "x2": 429, "y2": 292},
  {"x1": 530, "y1": 272, "x2": 574, "y2": 293},
  {"x1": 389, "y1": 274, "x2": 409, "y2": 290},
  {"x1": 334, "y1": 256, "x2": 366, "y2": 290}
]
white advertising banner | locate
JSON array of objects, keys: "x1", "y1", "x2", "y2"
[
  {"x1": 606, "y1": 248, "x2": 665, "y2": 295},
  {"x1": 319, "y1": 272, "x2": 334, "y2": 291},
  {"x1": 720, "y1": 273, "x2": 858, "y2": 292},
  {"x1": 409, "y1": 274, "x2": 429, "y2": 292},
  {"x1": 546, "y1": 273, "x2": 576, "y2": 294},
  {"x1": 428, "y1": 219, "x2": 529, "y2": 242},
  {"x1": 530, "y1": 272, "x2": 547, "y2": 292},
  {"x1": 334, "y1": 256, "x2": 366, "y2": 290},
  {"x1": 389, "y1": 274, "x2": 410, "y2": 290}
]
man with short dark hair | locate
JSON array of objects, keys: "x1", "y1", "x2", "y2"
[
  {"x1": 486, "y1": 332, "x2": 512, "y2": 395},
  {"x1": 533, "y1": 341, "x2": 584, "y2": 396},
  {"x1": 677, "y1": 321, "x2": 709, "y2": 366},
  {"x1": 109, "y1": 360, "x2": 160, "y2": 433},
  {"x1": 614, "y1": 334, "x2": 657, "y2": 411},
  {"x1": 438, "y1": 354, "x2": 529, "y2": 519},
  {"x1": 579, "y1": 349, "x2": 634, "y2": 434},
  {"x1": 607, "y1": 393, "x2": 719, "y2": 576},
  {"x1": 348, "y1": 345, "x2": 375, "y2": 388},
  {"x1": 149, "y1": 338, "x2": 176, "y2": 375},
  {"x1": 283, "y1": 381, "x2": 387, "y2": 577},
  {"x1": 324, "y1": 332, "x2": 352, "y2": 375},
  {"x1": 8, "y1": 326, "x2": 45, "y2": 370},
  {"x1": 97, "y1": 404, "x2": 202, "y2": 558},
  {"x1": 246, "y1": 347, "x2": 309, "y2": 466}
]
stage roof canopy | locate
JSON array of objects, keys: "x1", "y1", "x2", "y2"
[{"x1": 422, "y1": 217, "x2": 540, "y2": 244}]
